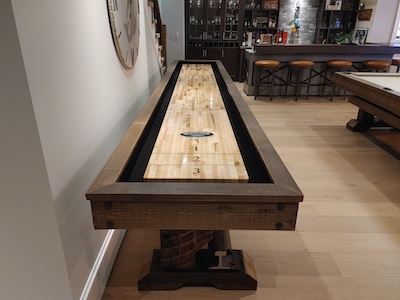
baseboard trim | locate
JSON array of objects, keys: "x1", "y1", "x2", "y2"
[{"x1": 79, "y1": 229, "x2": 125, "y2": 300}]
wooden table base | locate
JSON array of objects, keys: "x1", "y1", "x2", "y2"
[
  {"x1": 137, "y1": 230, "x2": 257, "y2": 290},
  {"x1": 138, "y1": 249, "x2": 257, "y2": 291}
]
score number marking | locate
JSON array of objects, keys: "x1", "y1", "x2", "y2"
[{"x1": 143, "y1": 64, "x2": 248, "y2": 182}]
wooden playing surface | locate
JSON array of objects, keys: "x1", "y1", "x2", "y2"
[{"x1": 143, "y1": 64, "x2": 248, "y2": 182}]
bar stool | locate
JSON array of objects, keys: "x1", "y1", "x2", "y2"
[
  {"x1": 391, "y1": 58, "x2": 400, "y2": 73},
  {"x1": 284, "y1": 60, "x2": 314, "y2": 101},
  {"x1": 362, "y1": 60, "x2": 390, "y2": 72},
  {"x1": 320, "y1": 60, "x2": 352, "y2": 101},
  {"x1": 254, "y1": 59, "x2": 281, "y2": 100}
]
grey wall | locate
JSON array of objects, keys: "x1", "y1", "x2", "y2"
[
  {"x1": 159, "y1": 0, "x2": 186, "y2": 66},
  {"x1": 278, "y1": 0, "x2": 320, "y2": 44}
]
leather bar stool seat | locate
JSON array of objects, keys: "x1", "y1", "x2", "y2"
[
  {"x1": 320, "y1": 60, "x2": 352, "y2": 101},
  {"x1": 326, "y1": 60, "x2": 352, "y2": 68},
  {"x1": 254, "y1": 59, "x2": 281, "y2": 101},
  {"x1": 284, "y1": 60, "x2": 314, "y2": 101},
  {"x1": 391, "y1": 58, "x2": 400, "y2": 73},
  {"x1": 362, "y1": 60, "x2": 390, "y2": 72},
  {"x1": 255, "y1": 59, "x2": 280, "y2": 68},
  {"x1": 288, "y1": 60, "x2": 315, "y2": 68}
]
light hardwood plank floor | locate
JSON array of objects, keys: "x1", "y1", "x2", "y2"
[{"x1": 101, "y1": 84, "x2": 400, "y2": 300}]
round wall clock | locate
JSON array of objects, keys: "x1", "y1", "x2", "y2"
[{"x1": 107, "y1": 0, "x2": 140, "y2": 69}]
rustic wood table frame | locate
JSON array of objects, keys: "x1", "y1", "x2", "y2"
[{"x1": 86, "y1": 60, "x2": 303, "y2": 290}]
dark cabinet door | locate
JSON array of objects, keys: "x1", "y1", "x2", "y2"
[
  {"x1": 186, "y1": 48, "x2": 204, "y2": 59},
  {"x1": 187, "y1": 1, "x2": 207, "y2": 40},
  {"x1": 185, "y1": 48, "x2": 222, "y2": 60},
  {"x1": 205, "y1": 49, "x2": 222, "y2": 60},
  {"x1": 221, "y1": 48, "x2": 239, "y2": 80}
]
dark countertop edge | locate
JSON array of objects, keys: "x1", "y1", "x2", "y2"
[{"x1": 254, "y1": 44, "x2": 400, "y2": 55}]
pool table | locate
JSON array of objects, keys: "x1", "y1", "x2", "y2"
[{"x1": 334, "y1": 72, "x2": 400, "y2": 131}]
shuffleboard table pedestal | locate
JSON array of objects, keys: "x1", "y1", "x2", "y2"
[{"x1": 138, "y1": 230, "x2": 257, "y2": 290}]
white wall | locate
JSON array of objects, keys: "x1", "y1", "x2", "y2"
[
  {"x1": 0, "y1": 1, "x2": 73, "y2": 299},
  {"x1": 1, "y1": 0, "x2": 161, "y2": 299},
  {"x1": 159, "y1": 0, "x2": 185, "y2": 66},
  {"x1": 390, "y1": 1, "x2": 400, "y2": 43},
  {"x1": 355, "y1": 0, "x2": 399, "y2": 44}
]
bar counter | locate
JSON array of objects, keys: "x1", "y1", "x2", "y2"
[{"x1": 243, "y1": 44, "x2": 400, "y2": 97}]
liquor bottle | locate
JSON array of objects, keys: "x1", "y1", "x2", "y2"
[{"x1": 277, "y1": 28, "x2": 283, "y2": 43}]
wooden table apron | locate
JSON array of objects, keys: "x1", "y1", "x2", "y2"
[{"x1": 86, "y1": 60, "x2": 303, "y2": 290}]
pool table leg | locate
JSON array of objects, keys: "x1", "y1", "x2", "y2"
[{"x1": 346, "y1": 109, "x2": 374, "y2": 132}]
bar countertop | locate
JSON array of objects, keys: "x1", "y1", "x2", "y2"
[
  {"x1": 254, "y1": 43, "x2": 400, "y2": 55},
  {"x1": 243, "y1": 44, "x2": 400, "y2": 96}
]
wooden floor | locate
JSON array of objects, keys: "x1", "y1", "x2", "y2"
[{"x1": 101, "y1": 84, "x2": 400, "y2": 300}]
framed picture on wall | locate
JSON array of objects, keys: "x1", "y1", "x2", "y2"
[
  {"x1": 357, "y1": 9, "x2": 373, "y2": 21},
  {"x1": 352, "y1": 28, "x2": 368, "y2": 45},
  {"x1": 262, "y1": 0, "x2": 279, "y2": 9}
]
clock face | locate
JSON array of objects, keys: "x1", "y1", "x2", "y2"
[{"x1": 107, "y1": 0, "x2": 140, "y2": 69}]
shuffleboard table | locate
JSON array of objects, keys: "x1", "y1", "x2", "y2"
[
  {"x1": 334, "y1": 72, "x2": 400, "y2": 131},
  {"x1": 86, "y1": 60, "x2": 303, "y2": 290}
]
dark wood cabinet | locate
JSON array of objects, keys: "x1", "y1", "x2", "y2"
[
  {"x1": 243, "y1": 0, "x2": 280, "y2": 43},
  {"x1": 185, "y1": 0, "x2": 242, "y2": 80},
  {"x1": 315, "y1": 0, "x2": 360, "y2": 44},
  {"x1": 186, "y1": 45, "x2": 240, "y2": 81},
  {"x1": 207, "y1": 49, "x2": 223, "y2": 60},
  {"x1": 221, "y1": 48, "x2": 240, "y2": 78},
  {"x1": 185, "y1": 47, "x2": 204, "y2": 60}
]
